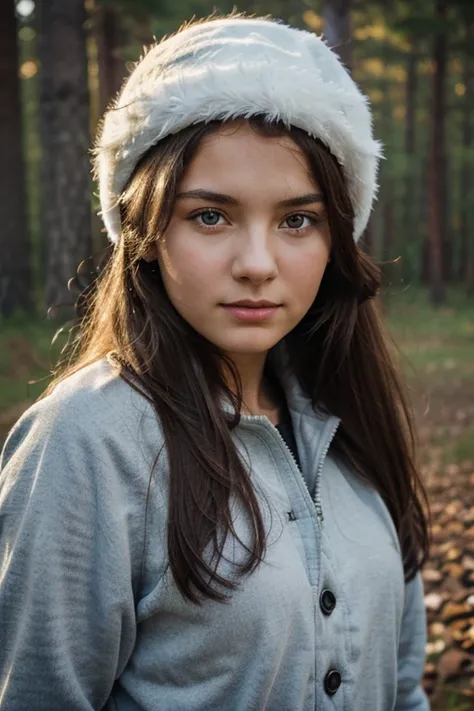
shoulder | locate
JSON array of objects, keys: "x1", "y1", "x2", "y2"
[
  {"x1": 0, "y1": 358, "x2": 168, "y2": 577},
  {"x1": 0, "y1": 359, "x2": 165, "y2": 636},
  {"x1": 1, "y1": 357, "x2": 165, "y2": 483},
  {"x1": 48, "y1": 357, "x2": 155, "y2": 434}
]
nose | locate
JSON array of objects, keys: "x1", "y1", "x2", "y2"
[{"x1": 231, "y1": 228, "x2": 278, "y2": 285}]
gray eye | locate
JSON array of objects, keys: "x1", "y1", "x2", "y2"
[
  {"x1": 200, "y1": 210, "x2": 221, "y2": 226},
  {"x1": 286, "y1": 214, "x2": 305, "y2": 229}
]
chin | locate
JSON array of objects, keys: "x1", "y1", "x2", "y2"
[{"x1": 212, "y1": 334, "x2": 284, "y2": 355}]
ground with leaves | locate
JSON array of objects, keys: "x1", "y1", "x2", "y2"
[
  {"x1": 1, "y1": 288, "x2": 474, "y2": 709},
  {"x1": 388, "y1": 290, "x2": 474, "y2": 710},
  {"x1": 423, "y1": 459, "x2": 474, "y2": 709}
]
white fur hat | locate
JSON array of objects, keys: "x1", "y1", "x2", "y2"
[{"x1": 94, "y1": 16, "x2": 382, "y2": 245}]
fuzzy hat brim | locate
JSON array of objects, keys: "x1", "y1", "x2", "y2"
[{"x1": 94, "y1": 17, "x2": 382, "y2": 244}]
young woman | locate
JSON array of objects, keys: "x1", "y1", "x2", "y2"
[{"x1": 0, "y1": 14, "x2": 430, "y2": 711}]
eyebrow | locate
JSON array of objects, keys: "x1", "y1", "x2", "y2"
[{"x1": 176, "y1": 189, "x2": 324, "y2": 207}]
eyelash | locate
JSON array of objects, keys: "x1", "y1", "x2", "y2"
[{"x1": 188, "y1": 209, "x2": 323, "y2": 234}]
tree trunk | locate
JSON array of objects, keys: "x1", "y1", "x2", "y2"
[
  {"x1": 419, "y1": 150, "x2": 430, "y2": 283},
  {"x1": 94, "y1": 3, "x2": 127, "y2": 117},
  {"x1": 0, "y1": 0, "x2": 31, "y2": 316},
  {"x1": 382, "y1": 187, "x2": 395, "y2": 264},
  {"x1": 403, "y1": 46, "x2": 417, "y2": 281},
  {"x1": 36, "y1": 0, "x2": 54, "y2": 289},
  {"x1": 428, "y1": 1, "x2": 447, "y2": 306},
  {"x1": 36, "y1": 0, "x2": 92, "y2": 313},
  {"x1": 405, "y1": 49, "x2": 417, "y2": 157},
  {"x1": 321, "y1": 0, "x2": 352, "y2": 72},
  {"x1": 380, "y1": 177, "x2": 396, "y2": 288},
  {"x1": 462, "y1": 20, "x2": 474, "y2": 295},
  {"x1": 459, "y1": 56, "x2": 471, "y2": 281}
]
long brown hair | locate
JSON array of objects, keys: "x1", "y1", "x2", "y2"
[{"x1": 46, "y1": 116, "x2": 429, "y2": 603}]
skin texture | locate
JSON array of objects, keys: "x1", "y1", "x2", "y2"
[{"x1": 146, "y1": 121, "x2": 332, "y2": 419}]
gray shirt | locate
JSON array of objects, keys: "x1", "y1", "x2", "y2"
[{"x1": 0, "y1": 357, "x2": 429, "y2": 710}]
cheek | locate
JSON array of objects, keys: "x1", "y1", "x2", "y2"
[
  {"x1": 286, "y1": 246, "x2": 329, "y2": 303},
  {"x1": 158, "y1": 236, "x2": 222, "y2": 298}
]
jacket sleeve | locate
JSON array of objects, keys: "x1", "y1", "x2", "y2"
[
  {"x1": 395, "y1": 571, "x2": 430, "y2": 710},
  {"x1": 0, "y1": 399, "x2": 139, "y2": 710}
]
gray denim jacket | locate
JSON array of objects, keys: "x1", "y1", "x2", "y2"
[{"x1": 0, "y1": 356, "x2": 429, "y2": 711}]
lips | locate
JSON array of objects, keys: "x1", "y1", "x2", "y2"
[
  {"x1": 223, "y1": 300, "x2": 281, "y2": 308},
  {"x1": 220, "y1": 302, "x2": 281, "y2": 323}
]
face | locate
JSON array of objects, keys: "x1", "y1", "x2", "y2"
[{"x1": 146, "y1": 121, "x2": 331, "y2": 361}]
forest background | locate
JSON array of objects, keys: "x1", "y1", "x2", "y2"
[{"x1": 1, "y1": 0, "x2": 474, "y2": 708}]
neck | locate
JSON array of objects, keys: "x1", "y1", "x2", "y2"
[{"x1": 224, "y1": 352, "x2": 282, "y2": 424}]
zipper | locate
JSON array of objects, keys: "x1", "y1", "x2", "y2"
[
  {"x1": 271, "y1": 424, "x2": 318, "y2": 516},
  {"x1": 240, "y1": 413, "x2": 340, "y2": 523},
  {"x1": 312, "y1": 420, "x2": 339, "y2": 522}
]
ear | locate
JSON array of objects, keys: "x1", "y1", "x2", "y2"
[{"x1": 142, "y1": 243, "x2": 159, "y2": 263}]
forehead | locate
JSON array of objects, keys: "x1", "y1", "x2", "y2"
[{"x1": 180, "y1": 121, "x2": 316, "y2": 194}]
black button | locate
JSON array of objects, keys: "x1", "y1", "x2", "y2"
[
  {"x1": 324, "y1": 669, "x2": 341, "y2": 696},
  {"x1": 320, "y1": 588, "x2": 336, "y2": 615}
]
